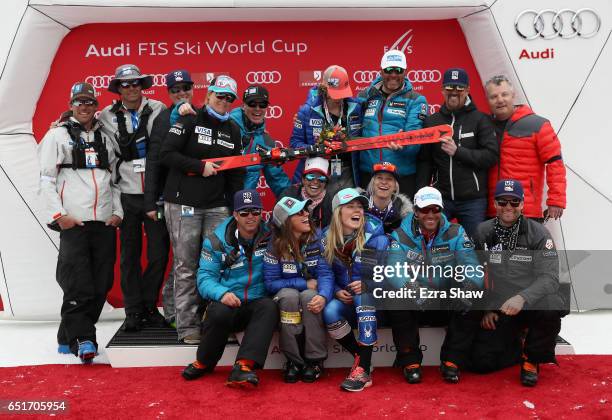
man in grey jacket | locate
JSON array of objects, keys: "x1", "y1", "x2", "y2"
[
  {"x1": 39, "y1": 82, "x2": 123, "y2": 363},
  {"x1": 98, "y1": 64, "x2": 167, "y2": 331}
]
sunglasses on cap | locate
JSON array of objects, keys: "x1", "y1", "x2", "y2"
[
  {"x1": 246, "y1": 101, "x2": 269, "y2": 109},
  {"x1": 304, "y1": 174, "x2": 328, "y2": 182},
  {"x1": 169, "y1": 84, "x2": 193, "y2": 94},
  {"x1": 238, "y1": 209, "x2": 262, "y2": 217},
  {"x1": 71, "y1": 99, "x2": 97, "y2": 107},
  {"x1": 417, "y1": 206, "x2": 442, "y2": 214},
  {"x1": 119, "y1": 80, "x2": 141, "y2": 88},
  {"x1": 214, "y1": 92, "x2": 236, "y2": 103},
  {"x1": 496, "y1": 198, "x2": 521, "y2": 208},
  {"x1": 373, "y1": 162, "x2": 397, "y2": 173},
  {"x1": 383, "y1": 67, "x2": 404, "y2": 74},
  {"x1": 443, "y1": 85, "x2": 466, "y2": 92}
]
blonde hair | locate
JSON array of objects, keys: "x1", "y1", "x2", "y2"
[
  {"x1": 324, "y1": 205, "x2": 366, "y2": 264},
  {"x1": 366, "y1": 174, "x2": 400, "y2": 199}
]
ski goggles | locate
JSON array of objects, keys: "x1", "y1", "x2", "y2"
[
  {"x1": 495, "y1": 198, "x2": 521, "y2": 208},
  {"x1": 214, "y1": 92, "x2": 236, "y2": 103},
  {"x1": 383, "y1": 67, "x2": 404, "y2": 74},
  {"x1": 373, "y1": 162, "x2": 397, "y2": 173},
  {"x1": 443, "y1": 85, "x2": 466, "y2": 92},
  {"x1": 416, "y1": 206, "x2": 442, "y2": 214},
  {"x1": 246, "y1": 101, "x2": 269, "y2": 109},
  {"x1": 238, "y1": 209, "x2": 262, "y2": 217},
  {"x1": 304, "y1": 174, "x2": 328, "y2": 183},
  {"x1": 119, "y1": 80, "x2": 141, "y2": 88},
  {"x1": 71, "y1": 99, "x2": 97, "y2": 107},
  {"x1": 169, "y1": 84, "x2": 193, "y2": 94}
]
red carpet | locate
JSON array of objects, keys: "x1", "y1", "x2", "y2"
[{"x1": 1, "y1": 355, "x2": 610, "y2": 419}]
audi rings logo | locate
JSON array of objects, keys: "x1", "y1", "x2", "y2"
[
  {"x1": 407, "y1": 70, "x2": 441, "y2": 83},
  {"x1": 246, "y1": 71, "x2": 282, "y2": 84},
  {"x1": 429, "y1": 104, "x2": 441, "y2": 114},
  {"x1": 86, "y1": 73, "x2": 167, "y2": 89},
  {"x1": 353, "y1": 71, "x2": 379, "y2": 84},
  {"x1": 515, "y1": 8, "x2": 601, "y2": 40},
  {"x1": 265, "y1": 106, "x2": 283, "y2": 119}
]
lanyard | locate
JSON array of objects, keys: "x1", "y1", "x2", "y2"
[
  {"x1": 128, "y1": 109, "x2": 139, "y2": 131},
  {"x1": 322, "y1": 99, "x2": 343, "y2": 129}
]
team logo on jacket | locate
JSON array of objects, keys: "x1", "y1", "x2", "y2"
[
  {"x1": 545, "y1": 239, "x2": 554, "y2": 249},
  {"x1": 169, "y1": 126, "x2": 183, "y2": 135},
  {"x1": 198, "y1": 134, "x2": 212, "y2": 145},
  {"x1": 217, "y1": 139, "x2": 234, "y2": 149},
  {"x1": 282, "y1": 263, "x2": 298, "y2": 273},
  {"x1": 294, "y1": 119, "x2": 303, "y2": 129},
  {"x1": 309, "y1": 118, "x2": 323, "y2": 127},
  {"x1": 387, "y1": 109, "x2": 406, "y2": 117},
  {"x1": 364, "y1": 108, "x2": 376, "y2": 117},
  {"x1": 388, "y1": 101, "x2": 404, "y2": 108},
  {"x1": 195, "y1": 126, "x2": 212, "y2": 135}
]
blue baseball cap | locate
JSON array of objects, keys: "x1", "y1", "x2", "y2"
[
  {"x1": 233, "y1": 189, "x2": 263, "y2": 211},
  {"x1": 208, "y1": 75, "x2": 238, "y2": 98},
  {"x1": 272, "y1": 197, "x2": 311, "y2": 227},
  {"x1": 443, "y1": 68, "x2": 469, "y2": 87},
  {"x1": 165, "y1": 69, "x2": 193, "y2": 88},
  {"x1": 494, "y1": 179, "x2": 524, "y2": 200},
  {"x1": 332, "y1": 188, "x2": 369, "y2": 211}
]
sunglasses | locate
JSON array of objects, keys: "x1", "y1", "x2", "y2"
[
  {"x1": 417, "y1": 206, "x2": 442, "y2": 214},
  {"x1": 373, "y1": 162, "x2": 397, "y2": 173},
  {"x1": 304, "y1": 174, "x2": 328, "y2": 182},
  {"x1": 71, "y1": 99, "x2": 97, "y2": 107},
  {"x1": 496, "y1": 198, "x2": 521, "y2": 208},
  {"x1": 383, "y1": 67, "x2": 404, "y2": 74},
  {"x1": 169, "y1": 84, "x2": 193, "y2": 94},
  {"x1": 443, "y1": 85, "x2": 466, "y2": 92},
  {"x1": 247, "y1": 101, "x2": 269, "y2": 109},
  {"x1": 238, "y1": 209, "x2": 262, "y2": 217},
  {"x1": 119, "y1": 80, "x2": 141, "y2": 88},
  {"x1": 214, "y1": 92, "x2": 236, "y2": 103}
]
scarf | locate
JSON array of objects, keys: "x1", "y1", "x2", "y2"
[
  {"x1": 493, "y1": 216, "x2": 522, "y2": 251},
  {"x1": 206, "y1": 105, "x2": 230, "y2": 122},
  {"x1": 301, "y1": 187, "x2": 325, "y2": 212}
]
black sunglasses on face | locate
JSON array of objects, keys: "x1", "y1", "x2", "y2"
[
  {"x1": 383, "y1": 67, "x2": 404, "y2": 74},
  {"x1": 444, "y1": 85, "x2": 466, "y2": 92},
  {"x1": 169, "y1": 84, "x2": 193, "y2": 94},
  {"x1": 119, "y1": 80, "x2": 141, "y2": 88},
  {"x1": 238, "y1": 209, "x2": 262, "y2": 217},
  {"x1": 247, "y1": 101, "x2": 269, "y2": 109},
  {"x1": 71, "y1": 99, "x2": 97, "y2": 107},
  {"x1": 496, "y1": 199, "x2": 521, "y2": 208},
  {"x1": 304, "y1": 174, "x2": 328, "y2": 183},
  {"x1": 417, "y1": 206, "x2": 442, "y2": 214},
  {"x1": 215, "y1": 93, "x2": 236, "y2": 103}
]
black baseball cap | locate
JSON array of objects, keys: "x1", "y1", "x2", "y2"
[
  {"x1": 243, "y1": 85, "x2": 269, "y2": 103},
  {"x1": 443, "y1": 68, "x2": 469, "y2": 87}
]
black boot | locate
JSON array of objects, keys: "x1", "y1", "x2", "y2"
[
  {"x1": 403, "y1": 364, "x2": 422, "y2": 384},
  {"x1": 227, "y1": 363, "x2": 259, "y2": 388},
  {"x1": 121, "y1": 313, "x2": 143, "y2": 332},
  {"x1": 143, "y1": 307, "x2": 167, "y2": 328},
  {"x1": 302, "y1": 360, "x2": 323, "y2": 383},
  {"x1": 440, "y1": 361, "x2": 460, "y2": 384},
  {"x1": 520, "y1": 361, "x2": 539, "y2": 387},
  {"x1": 182, "y1": 361, "x2": 212, "y2": 380},
  {"x1": 283, "y1": 360, "x2": 303, "y2": 383}
]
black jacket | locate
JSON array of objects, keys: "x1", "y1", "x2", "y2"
[
  {"x1": 280, "y1": 184, "x2": 333, "y2": 230},
  {"x1": 144, "y1": 106, "x2": 173, "y2": 212},
  {"x1": 160, "y1": 110, "x2": 245, "y2": 209},
  {"x1": 417, "y1": 98, "x2": 498, "y2": 201},
  {"x1": 473, "y1": 217, "x2": 562, "y2": 309}
]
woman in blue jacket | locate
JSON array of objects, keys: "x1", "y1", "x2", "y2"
[
  {"x1": 263, "y1": 196, "x2": 330, "y2": 383},
  {"x1": 290, "y1": 65, "x2": 362, "y2": 192},
  {"x1": 319, "y1": 188, "x2": 395, "y2": 392}
]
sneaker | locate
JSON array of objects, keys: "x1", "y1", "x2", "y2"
[
  {"x1": 143, "y1": 307, "x2": 167, "y2": 328},
  {"x1": 283, "y1": 360, "x2": 302, "y2": 383},
  {"x1": 57, "y1": 344, "x2": 71, "y2": 354},
  {"x1": 182, "y1": 361, "x2": 212, "y2": 380},
  {"x1": 182, "y1": 333, "x2": 201, "y2": 345},
  {"x1": 403, "y1": 363, "x2": 422, "y2": 384},
  {"x1": 121, "y1": 313, "x2": 143, "y2": 332},
  {"x1": 520, "y1": 361, "x2": 539, "y2": 387},
  {"x1": 226, "y1": 362, "x2": 259, "y2": 388},
  {"x1": 77, "y1": 340, "x2": 96, "y2": 364},
  {"x1": 302, "y1": 361, "x2": 324, "y2": 383},
  {"x1": 440, "y1": 361, "x2": 460, "y2": 384},
  {"x1": 340, "y1": 365, "x2": 372, "y2": 392}
]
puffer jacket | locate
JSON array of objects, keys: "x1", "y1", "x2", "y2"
[
  {"x1": 358, "y1": 76, "x2": 428, "y2": 176},
  {"x1": 197, "y1": 216, "x2": 271, "y2": 303},
  {"x1": 364, "y1": 192, "x2": 413, "y2": 233},
  {"x1": 487, "y1": 105, "x2": 566, "y2": 218},
  {"x1": 230, "y1": 108, "x2": 291, "y2": 198},
  {"x1": 290, "y1": 87, "x2": 362, "y2": 183}
]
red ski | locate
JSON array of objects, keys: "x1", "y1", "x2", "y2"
[{"x1": 203, "y1": 124, "x2": 452, "y2": 172}]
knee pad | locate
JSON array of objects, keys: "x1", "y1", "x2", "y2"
[
  {"x1": 356, "y1": 305, "x2": 377, "y2": 346},
  {"x1": 327, "y1": 320, "x2": 351, "y2": 340}
]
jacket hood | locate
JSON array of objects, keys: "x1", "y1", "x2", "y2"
[
  {"x1": 395, "y1": 193, "x2": 413, "y2": 218},
  {"x1": 213, "y1": 216, "x2": 269, "y2": 251},
  {"x1": 230, "y1": 107, "x2": 265, "y2": 135}
]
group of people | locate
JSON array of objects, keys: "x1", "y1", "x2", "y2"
[{"x1": 38, "y1": 47, "x2": 568, "y2": 391}]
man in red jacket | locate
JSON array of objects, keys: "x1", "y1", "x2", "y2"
[{"x1": 484, "y1": 75, "x2": 566, "y2": 221}]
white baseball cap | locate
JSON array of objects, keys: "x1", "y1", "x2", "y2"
[
  {"x1": 303, "y1": 157, "x2": 329, "y2": 176},
  {"x1": 380, "y1": 49, "x2": 407, "y2": 70},
  {"x1": 414, "y1": 187, "x2": 444, "y2": 209}
]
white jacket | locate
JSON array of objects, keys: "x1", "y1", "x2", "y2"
[
  {"x1": 98, "y1": 97, "x2": 166, "y2": 194},
  {"x1": 38, "y1": 118, "x2": 123, "y2": 225}
]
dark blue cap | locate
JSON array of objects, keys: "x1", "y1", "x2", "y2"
[
  {"x1": 165, "y1": 69, "x2": 193, "y2": 88},
  {"x1": 494, "y1": 179, "x2": 524, "y2": 200},
  {"x1": 234, "y1": 189, "x2": 263, "y2": 211},
  {"x1": 443, "y1": 68, "x2": 469, "y2": 87}
]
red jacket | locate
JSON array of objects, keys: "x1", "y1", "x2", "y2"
[{"x1": 487, "y1": 105, "x2": 566, "y2": 218}]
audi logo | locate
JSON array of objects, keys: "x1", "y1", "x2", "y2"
[
  {"x1": 86, "y1": 73, "x2": 167, "y2": 89},
  {"x1": 515, "y1": 8, "x2": 601, "y2": 40},
  {"x1": 265, "y1": 106, "x2": 283, "y2": 119},
  {"x1": 353, "y1": 69, "x2": 441, "y2": 84},
  {"x1": 262, "y1": 210, "x2": 272, "y2": 222},
  {"x1": 429, "y1": 104, "x2": 441, "y2": 114},
  {"x1": 257, "y1": 175, "x2": 270, "y2": 189},
  {"x1": 246, "y1": 71, "x2": 282, "y2": 84}
]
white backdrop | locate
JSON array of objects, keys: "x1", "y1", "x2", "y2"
[{"x1": 0, "y1": 0, "x2": 610, "y2": 319}]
